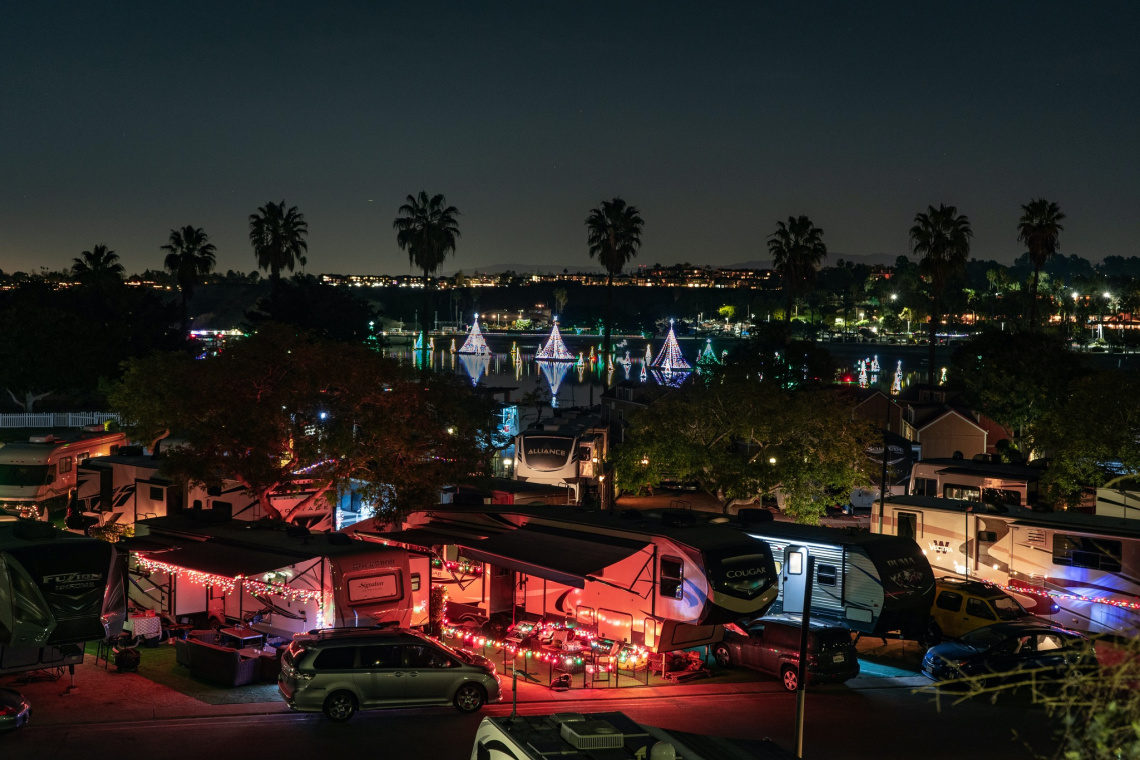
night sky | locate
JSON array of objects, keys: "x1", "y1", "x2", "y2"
[{"x1": 2, "y1": 2, "x2": 1137, "y2": 276}]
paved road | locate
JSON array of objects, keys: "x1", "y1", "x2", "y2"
[{"x1": 4, "y1": 682, "x2": 1053, "y2": 760}]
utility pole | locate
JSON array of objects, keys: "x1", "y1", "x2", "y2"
[{"x1": 794, "y1": 555, "x2": 816, "y2": 759}]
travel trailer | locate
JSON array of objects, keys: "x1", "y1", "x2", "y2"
[
  {"x1": 351, "y1": 505, "x2": 779, "y2": 653},
  {"x1": 908, "y1": 458, "x2": 1043, "y2": 509},
  {"x1": 131, "y1": 512, "x2": 430, "y2": 637},
  {"x1": 875, "y1": 495, "x2": 1140, "y2": 635},
  {"x1": 0, "y1": 515, "x2": 126, "y2": 674},
  {"x1": 471, "y1": 711, "x2": 794, "y2": 760},
  {"x1": 0, "y1": 428, "x2": 126, "y2": 519},
  {"x1": 741, "y1": 521, "x2": 935, "y2": 639}
]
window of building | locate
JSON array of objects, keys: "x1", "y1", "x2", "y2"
[
  {"x1": 935, "y1": 591, "x2": 963, "y2": 612},
  {"x1": 314, "y1": 646, "x2": 357, "y2": 670},
  {"x1": 58, "y1": 456, "x2": 73, "y2": 475},
  {"x1": 660, "y1": 557, "x2": 684, "y2": 599},
  {"x1": 943, "y1": 484, "x2": 982, "y2": 502},
  {"x1": 149, "y1": 486, "x2": 165, "y2": 503},
  {"x1": 966, "y1": 598, "x2": 996, "y2": 620},
  {"x1": 816, "y1": 564, "x2": 837, "y2": 587},
  {"x1": 1052, "y1": 534, "x2": 1123, "y2": 572}
]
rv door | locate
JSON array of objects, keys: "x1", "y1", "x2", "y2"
[{"x1": 781, "y1": 546, "x2": 809, "y2": 615}]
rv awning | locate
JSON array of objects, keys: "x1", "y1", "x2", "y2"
[
  {"x1": 458, "y1": 527, "x2": 649, "y2": 588},
  {"x1": 355, "y1": 525, "x2": 498, "y2": 551},
  {"x1": 136, "y1": 542, "x2": 299, "y2": 578}
]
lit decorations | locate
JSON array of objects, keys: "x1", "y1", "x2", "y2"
[
  {"x1": 538, "y1": 360, "x2": 571, "y2": 408},
  {"x1": 892, "y1": 360, "x2": 903, "y2": 395},
  {"x1": 413, "y1": 331, "x2": 425, "y2": 351},
  {"x1": 651, "y1": 320, "x2": 691, "y2": 371},
  {"x1": 440, "y1": 618, "x2": 649, "y2": 669},
  {"x1": 982, "y1": 580, "x2": 1140, "y2": 613},
  {"x1": 136, "y1": 556, "x2": 323, "y2": 603},
  {"x1": 457, "y1": 313, "x2": 491, "y2": 355},
  {"x1": 535, "y1": 317, "x2": 574, "y2": 361}
]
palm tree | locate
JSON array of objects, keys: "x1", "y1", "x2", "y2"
[
  {"x1": 767, "y1": 216, "x2": 827, "y2": 325},
  {"x1": 553, "y1": 287, "x2": 569, "y2": 318},
  {"x1": 393, "y1": 191, "x2": 461, "y2": 365},
  {"x1": 161, "y1": 225, "x2": 217, "y2": 332},
  {"x1": 72, "y1": 244, "x2": 125, "y2": 285},
  {"x1": 910, "y1": 204, "x2": 973, "y2": 382},
  {"x1": 1017, "y1": 198, "x2": 1065, "y2": 329},
  {"x1": 248, "y1": 201, "x2": 308, "y2": 291},
  {"x1": 586, "y1": 197, "x2": 644, "y2": 364}
]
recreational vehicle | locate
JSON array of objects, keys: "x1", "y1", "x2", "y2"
[
  {"x1": 740, "y1": 521, "x2": 935, "y2": 639},
  {"x1": 908, "y1": 458, "x2": 1043, "y2": 509},
  {"x1": 351, "y1": 505, "x2": 779, "y2": 653},
  {"x1": 0, "y1": 429, "x2": 125, "y2": 519},
  {"x1": 875, "y1": 495, "x2": 1140, "y2": 635},
  {"x1": 0, "y1": 515, "x2": 126, "y2": 674},
  {"x1": 514, "y1": 412, "x2": 608, "y2": 501},
  {"x1": 471, "y1": 711, "x2": 794, "y2": 760},
  {"x1": 131, "y1": 512, "x2": 430, "y2": 637}
]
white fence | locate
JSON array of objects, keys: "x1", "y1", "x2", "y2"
[{"x1": 0, "y1": 412, "x2": 120, "y2": 429}]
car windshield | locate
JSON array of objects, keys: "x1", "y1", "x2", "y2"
[
  {"x1": 0, "y1": 464, "x2": 50, "y2": 487},
  {"x1": 959, "y1": 626, "x2": 1009, "y2": 650},
  {"x1": 992, "y1": 597, "x2": 1028, "y2": 621}
]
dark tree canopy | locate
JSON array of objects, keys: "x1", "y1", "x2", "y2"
[{"x1": 249, "y1": 201, "x2": 308, "y2": 288}]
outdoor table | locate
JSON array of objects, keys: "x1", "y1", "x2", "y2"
[
  {"x1": 220, "y1": 626, "x2": 264, "y2": 648},
  {"x1": 125, "y1": 614, "x2": 162, "y2": 639}
]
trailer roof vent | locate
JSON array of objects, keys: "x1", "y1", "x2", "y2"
[
  {"x1": 29, "y1": 435, "x2": 57, "y2": 443},
  {"x1": 559, "y1": 719, "x2": 623, "y2": 750}
]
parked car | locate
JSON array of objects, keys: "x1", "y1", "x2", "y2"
[
  {"x1": 0, "y1": 688, "x2": 30, "y2": 732},
  {"x1": 278, "y1": 627, "x2": 501, "y2": 721},
  {"x1": 922, "y1": 621, "x2": 1094, "y2": 688},
  {"x1": 713, "y1": 614, "x2": 860, "y2": 691},
  {"x1": 925, "y1": 578, "x2": 1035, "y2": 645}
]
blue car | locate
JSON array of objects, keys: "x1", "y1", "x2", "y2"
[{"x1": 922, "y1": 620, "x2": 1094, "y2": 688}]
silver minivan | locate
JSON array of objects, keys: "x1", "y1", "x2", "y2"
[{"x1": 278, "y1": 628, "x2": 501, "y2": 721}]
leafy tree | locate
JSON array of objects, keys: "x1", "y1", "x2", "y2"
[
  {"x1": 586, "y1": 197, "x2": 644, "y2": 365},
  {"x1": 161, "y1": 225, "x2": 217, "y2": 331},
  {"x1": 768, "y1": 216, "x2": 827, "y2": 327},
  {"x1": 613, "y1": 352, "x2": 871, "y2": 523},
  {"x1": 394, "y1": 191, "x2": 461, "y2": 366},
  {"x1": 910, "y1": 204, "x2": 973, "y2": 380},
  {"x1": 249, "y1": 201, "x2": 308, "y2": 291},
  {"x1": 949, "y1": 329, "x2": 1085, "y2": 455},
  {"x1": 1018, "y1": 198, "x2": 1066, "y2": 329},
  {"x1": 72, "y1": 244, "x2": 125, "y2": 285},
  {"x1": 553, "y1": 287, "x2": 569, "y2": 318},
  {"x1": 107, "y1": 325, "x2": 490, "y2": 522}
]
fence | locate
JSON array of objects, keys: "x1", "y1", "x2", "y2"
[{"x1": 0, "y1": 412, "x2": 120, "y2": 429}]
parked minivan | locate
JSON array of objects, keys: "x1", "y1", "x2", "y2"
[
  {"x1": 278, "y1": 628, "x2": 501, "y2": 721},
  {"x1": 713, "y1": 614, "x2": 859, "y2": 691}
]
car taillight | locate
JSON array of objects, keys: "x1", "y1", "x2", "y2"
[{"x1": 0, "y1": 705, "x2": 16, "y2": 716}]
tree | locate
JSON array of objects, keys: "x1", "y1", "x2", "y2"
[
  {"x1": 1018, "y1": 198, "x2": 1066, "y2": 329},
  {"x1": 72, "y1": 244, "x2": 125, "y2": 285},
  {"x1": 553, "y1": 287, "x2": 569, "y2": 318},
  {"x1": 394, "y1": 191, "x2": 461, "y2": 366},
  {"x1": 767, "y1": 216, "x2": 827, "y2": 327},
  {"x1": 244, "y1": 274, "x2": 379, "y2": 343},
  {"x1": 107, "y1": 325, "x2": 490, "y2": 523},
  {"x1": 161, "y1": 225, "x2": 217, "y2": 332},
  {"x1": 910, "y1": 204, "x2": 973, "y2": 381},
  {"x1": 612, "y1": 352, "x2": 872, "y2": 524},
  {"x1": 249, "y1": 201, "x2": 308, "y2": 291},
  {"x1": 586, "y1": 197, "x2": 644, "y2": 365}
]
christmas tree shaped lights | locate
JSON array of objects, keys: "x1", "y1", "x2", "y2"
[
  {"x1": 457, "y1": 313, "x2": 491, "y2": 355},
  {"x1": 651, "y1": 320, "x2": 692, "y2": 371},
  {"x1": 535, "y1": 317, "x2": 574, "y2": 361}
]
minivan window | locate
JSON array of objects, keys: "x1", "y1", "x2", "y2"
[
  {"x1": 314, "y1": 646, "x2": 357, "y2": 670},
  {"x1": 358, "y1": 645, "x2": 401, "y2": 669},
  {"x1": 405, "y1": 644, "x2": 455, "y2": 669}
]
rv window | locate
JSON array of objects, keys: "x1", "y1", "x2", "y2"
[
  {"x1": 817, "y1": 564, "x2": 837, "y2": 586},
  {"x1": 977, "y1": 530, "x2": 998, "y2": 543},
  {"x1": 897, "y1": 512, "x2": 919, "y2": 542},
  {"x1": 149, "y1": 486, "x2": 165, "y2": 503},
  {"x1": 659, "y1": 557, "x2": 684, "y2": 600},
  {"x1": 0, "y1": 465, "x2": 51, "y2": 487},
  {"x1": 410, "y1": 573, "x2": 421, "y2": 592},
  {"x1": 943, "y1": 484, "x2": 982, "y2": 502},
  {"x1": 77, "y1": 453, "x2": 89, "y2": 465},
  {"x1": 1052, "y1": 534, "x2": 1123, "y2": 572},
  {"x1": 10, "y1": 569, "x2": 52, "y2": 628},
  {"x1": 966, "y1": 598, "x2": 996, "y2": 621},
  {"x1": 935, "y1": 591, "x2": 963, "y2": 612},
  {"x1": 576, "y1": 607, "x2": 596, "y2": 626},
  {"x1": 46, "y1": 465, "x2": 57, "y2": 483},
  {"x1": 983, "y1": 488, "x2": 1022, "y2": 508},
  {"x1": 913, "y1": 478, "x2": 937, "y2": 497},
  {"x1": 59, "y1": 456, "x2": 73, "y2": 475},
  {"x1": 313, "y1": 646, "x2": 357, "y2": 670},
  {"x1": 787, "y1": 551, "x2": 803, "y2": 575}
]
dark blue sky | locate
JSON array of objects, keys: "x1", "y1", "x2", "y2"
[{"x1": 2, "y1": 2, "x2": 1137, "y2": 276}]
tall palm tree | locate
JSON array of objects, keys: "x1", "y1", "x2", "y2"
[
  {"x1": 1017, "y1": 198, "x2": 1065, "y2": 329},
  {"x1": 248, "y1": 201, "x2": 308, "y2": 291},
  {"x1": 161, "y1": 225, "x2": 217, "y2": 332},
  {"x1": 910, "y1": 204, "x2": 973, "y2": 382},
  {"x1": 586, "y1": 197, "x2": 644, "y2": 364},
  {"x1": 393, "y1": 191, "x2": 461, "y2": 365},
  {"x1": 767, "y1": 216, "x2": 827, "y2": 325},
  {"x1": 72, "y1": 244, "x2": 125, "y2": 285}
]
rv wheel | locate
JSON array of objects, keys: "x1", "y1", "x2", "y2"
[
  {"x1": 323, "y1": 691, "x2": 358, "y2": 722},
  {"x1": 781, "y1": 665, "x2": 799, "y2": 692},
  {"x1": 713, "y1": 645, "x2": 732, "y2": 668}
]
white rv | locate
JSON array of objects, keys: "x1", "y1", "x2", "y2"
[
  {"x1": 131, "y1": 513, "x2": 431, "y2": 636},
  {"x1": 471, "y1": 711, "x2": 793, "y2": 760},
  {"x1": 0, "y1": 429, "x2": 126, "y2": 519},
  {"x1": 514, "y1": 412, "x2": 608, "y2": 502},
  {"x1": 908, "y1": 458, "x2": 1043, "y2": 508},
  {"x1": 875, "y1": 495, "x2": 1140, "y2": 635},
  {"x1": 353, "y1": 506, "x2": 779, "y2": 653}
]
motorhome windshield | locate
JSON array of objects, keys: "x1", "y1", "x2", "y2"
[{"x1": 0, "y1": 464, "x2": 51, "y2": 487}]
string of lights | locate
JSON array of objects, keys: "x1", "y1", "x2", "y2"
[{"x1": 981, "y1": 579, "x2": 1140, "y2": 612}]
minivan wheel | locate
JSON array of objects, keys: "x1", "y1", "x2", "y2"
[
  {"x1": 781, "y1": 665, "x2": 799, "y2": 692},
  {"x1": 453, "y1": 683, "x2": 487, "y2": 713},
  {"x1": 713, "y1": 645, "x2": 732, "y2": 668},
  {"x1": 323, "y1": 691, "x2": 358, "y2": 722}
]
